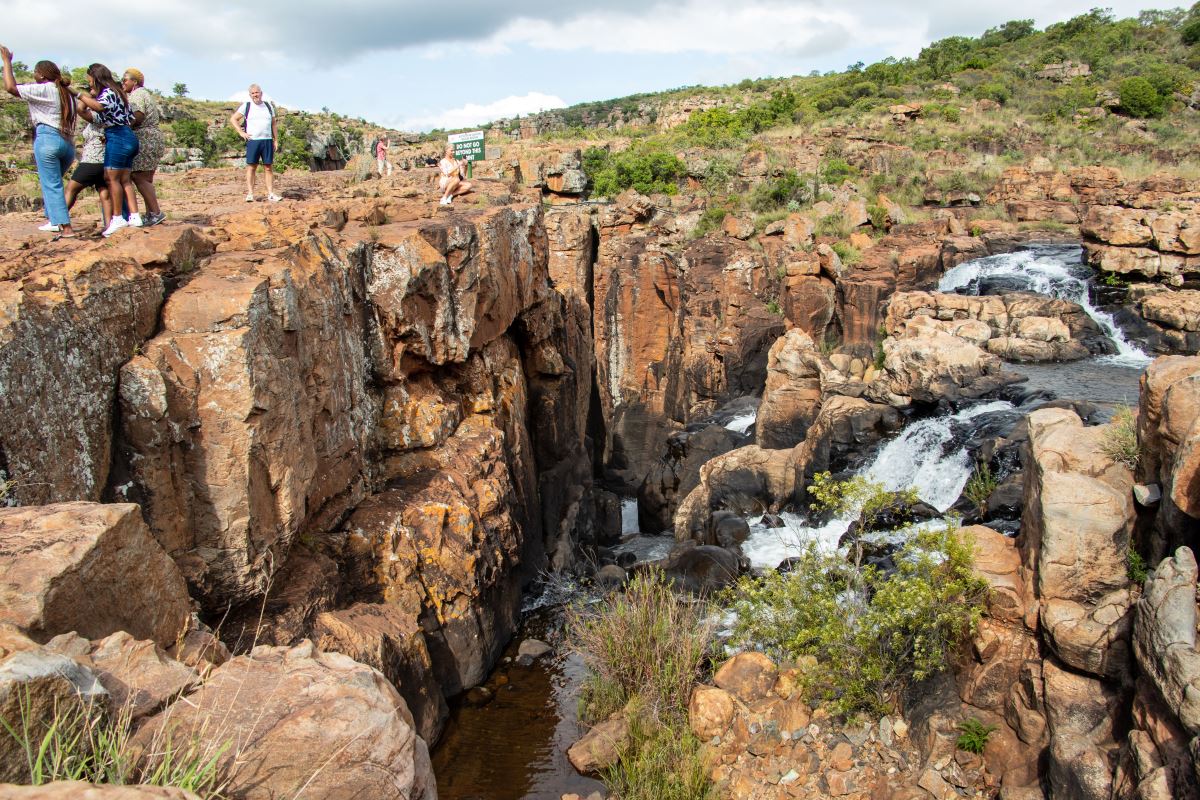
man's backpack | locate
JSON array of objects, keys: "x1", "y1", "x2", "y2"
[
  {"x1": 369, "y1": 136, "x2": 380, "y2": 154},
  {"x1": 240, "y1": 100, "x2": 274, "y2": 132}
]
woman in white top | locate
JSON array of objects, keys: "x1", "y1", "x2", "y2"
[
  {"x1": 0, "y1": 45, "x2": 77, "y2": 237},
  {"x1": 438, "y1": 146, "x2": 472, "y2": 206}
]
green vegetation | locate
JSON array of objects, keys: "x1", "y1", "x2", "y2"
[
  {"x1": 723, "y1": 476, "x2": 987, "y2": 715},
  {"x1": 749, "y1": 170, "x2": 814, "y2": 212},
  {"x1": 172, "y1": 83, "x2": 189, "y2": 98},
  {"x1": 0, "y1": 690, "x2": 227, "y2": 796},
  {"x1": 964, "y1": 462, "x2": 997, "y2": 511},
  {"x1": 582, "y1": 143, "x2": 687, "y2": 197},
  {"x1": 830, "y1": 241, "x2": 862, "y2": 264},
  {"x1": 1102, "y1": 405, "x2": 1140, "y2": 470},
  {"x1": 1119, "y1": 76, "x2": 1166, "y2": 118},
  {"x1": 956, "y1": 718, "x2": 998, "y2": 754},
  {"x1": 569, "y1": 570, "x2": 713, "y2": 800},
  {"x1": 1127, "y1": 545, "x2": 1150, "y2": 583}
]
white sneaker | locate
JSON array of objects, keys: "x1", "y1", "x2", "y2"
[
  {"x1": 102, "y1": 216, "x2": 129, "y2": 238},
  {"x1": 245, "y1": 193, "x2": 255, "y2": 202},
  {"x1": 38, "y1": 222, "x2": 62, "y2": 232},
  {"x1": 128, "y1": 213, "x2": 143, "y2": 228},
  {"x1": 439, "y1": 196, "x2": 452, "y2": 206},
  {"x1": 267, "y1": 193, "x2": 282, "y2": 203}
]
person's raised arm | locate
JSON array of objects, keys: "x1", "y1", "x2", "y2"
[
  {"x1": 77, "y1": 102, "x2": 94, "y2": 122},
  {"x1": 1, "y1": 46, "x2": 19, "y2": 97},
  {"x1": 76, "y1": 91, "x2": 103, "y2": 113}
]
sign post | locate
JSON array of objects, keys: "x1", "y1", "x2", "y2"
[{"x1": 448, "y1": 130, "x2": 485, "y2": 179}]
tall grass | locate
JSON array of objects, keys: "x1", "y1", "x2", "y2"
[
  {"x1": 1102, "y1": 405, "x2": 1140, "y2": 470},
  {"x1": 568, "y1": 568, "x2": 713, "y2": 724}
]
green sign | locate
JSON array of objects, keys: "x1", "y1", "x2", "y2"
[{"x1": 448, "y1": 130, "x2": 485, "y2": 162}]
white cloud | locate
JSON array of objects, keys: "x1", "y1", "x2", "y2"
[{"x1": 393, "y1": 91, "x2": 567, "y2": 132}]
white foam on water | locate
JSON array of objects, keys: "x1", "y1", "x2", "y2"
[
  {"x1": 611, "y1": 535, "x2": 676, "y2": 564},
  {"x1": 938, "y1": 247, "x2": 1151, "y2": 367},
  {"x1": 620, "y1": 497, "x2": 639, "y2": 535},
  {"x1": 725, "y1": 410, "x2": 758, "y2": 434},
  {"x1": 740, "y1": 400, "x2": 1014, "y2": 569}
]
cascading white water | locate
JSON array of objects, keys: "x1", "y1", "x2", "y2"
[
  {"x1": 938, "y1": 246, "x2": 1151, "y2": 367},
  {"x1": 724, "y1": 410, "x2": 758, "y2": 434},
  {"x1": 620, "y1": 497, "x2": 639, "y2": 535},
  {"x1": 740, "y1": 401, "x2": 1014, "y2": 569}
]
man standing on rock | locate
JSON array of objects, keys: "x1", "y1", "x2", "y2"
[{"x1": 229, "y1": 84, "x2": 280, "y2": 202}]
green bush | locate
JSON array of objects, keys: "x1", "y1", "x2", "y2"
[
  {"x1": 1119, "y1": 77, "x2": 1166, "y2": 118},
  {"x1": 821, "y1": 158, "x2": 858, "y2": 185},
  {"x1": 1127, "y1": 545, "x2": 1149, "y2": 583},
  {"x1": 1183, "y1": 17, "x2": 1200, "y2": 45},
  {"x1": 680, "y1": 107, "x2": 746, "y2": 148},
  {"x1": 964, "y1": 462, "x2": 997, "y2": 510},
  {"x1": 583, "y1": 142, "x2": 686, "y2": 198},
  {"x1": 170, "y1": 118, "x2": 209, "y2": 150},
  {"x1": 722, "y1": 482, "x2": 987, "y2": 715},
  {"x1": 956, "y1": 718, "x2": 997, "y2": 754},
  {"x1": 1102, "y1": 405, "x2": 1140, "y2": 469},
  {"x1": 749, "y1": 170, "x2": 813, "y2": 212},
  {"x1": 974, "y1": 82, "x2": 1012, "y2": 104},
  {"x1": 691, "y1": 206, "x2": 728, "y2": 239},
  {"x1": 830, "y1": 241, "x2": 862, "y2": 264},
  {"x1": 605, "y1": 712, "x2": 713, "y2": 800}
]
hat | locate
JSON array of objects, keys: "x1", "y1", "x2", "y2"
[{"x1": 123, "y1": 68, "x2": 144, "y2": 85}]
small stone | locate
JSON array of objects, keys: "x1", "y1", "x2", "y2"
[
  {"x1": 518, "y1": 638, "x2": 553, "y2": 660},
  {"x1": 892, "y1": 718, "x2": 908, "y2": 739},
  {"x1": 780, "y1": 769, "x2": 800, "y2": 785},
  {"x1": 879, "y1": 716, "x2": 894, "y2": 747},
  {"x1": 1134, "y1": 483, "x2": 1161, "y2": 506}
]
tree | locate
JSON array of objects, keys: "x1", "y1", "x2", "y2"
[
  {"x1": 1119, "y1": 76, "x2": 1165, "y2": 118},
  {"x1": 172, "y1": 83, "x2": 189, "y2": 98}
]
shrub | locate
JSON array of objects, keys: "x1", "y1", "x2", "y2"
[
  {"x1": 964, "y1": 462, "x2": 997, "y2": 510},
  {"x1": 170, "y1": 118, "x2": 209, "y2": 150},
  {"x1": 807, "y1": 472, "x2": 919, "y2": 534},
  {"x1": 749, "y1": 170, "x2": 812, "y2": 212},
  {"x1": 1119, "y1": 77, "x2": 1165, "y2": 118},
  {"x1": 1102, "y1": 406, "x2": 1140, "y2": 470},
  {"x1": 1127, "y1": 545, "x2": 1149, "y2": 584},
  {"x1": 691, "y1": 206, "x2": 728, "y2": 239},
  {"x1": 681, "y1": 107, "x2": 746, "y2": 148},
  {"x1": 821, "y1": 158, "x2": 858, "y2": 185},
  {"x1": 1182, "y1": 15, "x2": 1200, "y2": 45},
  {"x1": 568, "y1": 568, "x2": 712, "y2": 724},
  {"x1": 974, "y1": 82, "x2": 1012, "y2": 105},
  {"x1": 830, "y1": 241, "x2": 862, "y2": 264},
  {"x1": 583, "y1": 142, "x2": 686, "y2": 198},
  {"x1": 956, "y1": 718, "x2": 997, "y2": 754},
  {"x1": 722, "y1": 491, "x2": 987, "y2": 715}
]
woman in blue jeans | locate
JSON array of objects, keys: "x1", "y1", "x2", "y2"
[
  {"x1": 0, "y1": 45, "x2": 77, "y2": 238},
  {"x1": 76, "y1": 63, "x2": 140, "y2": 237}
]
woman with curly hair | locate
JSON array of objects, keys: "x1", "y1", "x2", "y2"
[
  {"x1": 122, "y1": 68, "x2": 165, "y2": 226},
  {"x1": 76, "y1": 63, "x2": 141, "y2": 236},
  {"x1": 0, "y1": 45, "x2": 77, "y2": 237}
]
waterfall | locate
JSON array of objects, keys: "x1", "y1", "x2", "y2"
[
  {"x1": 620, "y1": 497, "x2": 639, "y2": 535},
  {"x1": 938, "y1": 245, "x2": 1151, "y2": 367},
  {"x1": 724, "y1": 410, "x2": 758, "y2": 434},
  {"x1": 740, "y1": 401, "x2": 1015, "y2": 569}
]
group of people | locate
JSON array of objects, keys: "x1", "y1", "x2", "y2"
[
  {"x1": 1, "y1": 45, "x2": 165, "y2": 239},
  {"x1": 376, "y1": 138, "x2": 474, "y2": 206}
]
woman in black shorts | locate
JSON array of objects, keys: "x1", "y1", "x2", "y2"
[{"x1": 65, "y1": 115, "x2": 111, "y2": 231}]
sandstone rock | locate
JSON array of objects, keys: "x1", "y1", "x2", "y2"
[
  {"x1": 519, "y1": 639, "x2": 553, "y2": 660},
  {"x1": 639, "y1": 423, "x2": 742, "y2": 534},
  {"x1": 689, "y1": 685, "x2": 736, "y2": 739},
  {"x1": 1137, "y1": 356, "x2": 1200, "y2": 549},
  {"x1": 0, "y1": 503, "x2": 190, "y2": 647},
  {"x1": 0, "y1": 256, "x2": 162, "y2": 505},
  {"x1": 756, "y1": 330, "x2": 823, "y2": 449},
  {"x1": 965, "y1": 525, "x2": 1029, "y2": 624},
  {"x1": 1133, "y1": 547, "x2": 1200, "y2": 736},
  {"x1": 1083, "y1": 206, "x2": 1154, "y2": 247},
  {"x1": 78, "y1": 632, "x2": 198, "y2": 720},
  {"x1": 1043, "y1": 659, "x2": 1124, "y2": 800},
  {"x1": 870, "y1": 327, "x2": 1017, "y2": 405},
  {"x1": 0, "y1": 784, "x2": 199, "y2": 799},
  {"x1": 310, "y1": 602, "x2": 448, "y2": 744},
  {"x1": 673, "y1": 446, "x2": 794, "y2": 541},
  {"x1": 568, "y1": 714, "x2": 630, "y2": 774},
  {"x1": 0, "y1": 644, "x2": 107, "y2": 782},
  {"x1": 134, "y1": 641, "x2": 435, "y2": 800},
  {"x1": 661, "y1": 542, "x2": 740, "y2": 594},
  {"x1": 714, "y1": 652, "x2": 778, "y2": 703},
  {"x1": 1040, "y1": 590, "x2": 1134, "y2": 678}
]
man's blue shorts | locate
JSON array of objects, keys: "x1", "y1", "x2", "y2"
[{"x1": 246, "y1": 139, "x2": 274, "y2": 166}]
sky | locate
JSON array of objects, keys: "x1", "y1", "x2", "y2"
[{"x1": 0, "y1": 0, "x2": 1180, "y2": 131}]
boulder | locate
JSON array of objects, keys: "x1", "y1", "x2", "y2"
[
  {"x1": 869, "y1": 327, "x2": 1018, "y2": 405},
  {"x1": 756, "y1": 330, "x2": 823, "y2": 449},
  {"x1": 1133, "y1": 547, "x2": 1200, "y2": 737},
  {"x1": 713, "y1": 652, "x2": 778, "y2": 703},
  {"x1": 133, "y1": 641, "x2": 436, "y2": 800},
  {"x1": 689, "y1": 685, "x2": 736, "y2": 739},
  {"x1": 567, "y1": 713, "x2": 630, "y2": 774},
  {"x1": 0, "y1": 503, "x2": 190, "y2": 648},
  {"x1": 1137, "y1": 357, "x2": 1200, "y2": 552},
  {"x1": 1043, "y1": 659, "x2": 1125, "y2": 800},
  {"x1": 60, "y1": 632, "x2": 198, "y2": 721},
  {"x1": 0, "y1": 256, "x2": 163, "y2": 505}
]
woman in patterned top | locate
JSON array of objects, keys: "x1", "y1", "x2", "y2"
[
  {"x1": 122, "y1": 68, "x2": 165, "y2": 226},
  {"x1": 75, "y1": 63, "x2": 141, "y2": 237},
  {"x1": 65, "y1": 117, "x2": 111, "y2": 231},
  {"x1": 0, "y1": 44, "x2": 78, "y2": 237}
]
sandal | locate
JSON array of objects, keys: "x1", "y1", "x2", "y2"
[{"x1": 50, "y1": 233, "x2": 79, "y2": 241}]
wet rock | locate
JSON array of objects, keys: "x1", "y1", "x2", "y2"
[
  {"x1": 568, "y1": 713, "x2": 630, "y2": 775},
  {"x1": 661, "y1": 543, "x2": 740, "y2": 594},
  {"x1": 595, "y1": 564, "x2": 628, "y2": 589},
  {"x1": 639, "y1": 424, "x2": 741, "y2": 533},
  {"x1": 518, "y1": 639, "x2": 553, "y2": 660},
  {"x1": 0, "y1": 503, "x2": 190, "y2": 648},
  {"x1": 758, "y1": 513, "x2": 785, "y2": 528},
  {"x1": 756, "y1": 329, "x2": 823, "y2": 449},
  {"x1": 713, "y1": 514, "x2": 751, "y2": 549}
]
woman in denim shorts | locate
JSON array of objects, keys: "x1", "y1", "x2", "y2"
[{"x1": 76, "y1": 63, "x2": 141, "y2": 237}]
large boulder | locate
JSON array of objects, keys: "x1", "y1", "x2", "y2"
[
  {"x1": 756, "y1": 330, "x2": 823, "y2": 449},
  {"x1": 1137, "y1": 356, "x2": 1200, "y2": 554},
  {"x1": 1133, "y1": 547, "x2": 1200, "y2": 737},
  {"x1": 0, "y1": 784, "x2": 199, "y2": 799},
  {"x1": 0, "y1": 256, "x2": 163, "y2": 505},
  {"x1": 1021, "y1": 409, "x2": 1135, "y2": 678},
  {"x1": 0, "y1": 503, "x2": 190, "y2": 647},
  {"x1": 868, "y1": 325, "x2": 1019, "y2": 405},
  {"x1": 133, "y1": 641, "x2": 435, "y2": 800},
  {"x1": 1043, "y1": 659, "x2": 1126, "y2": 800}
]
